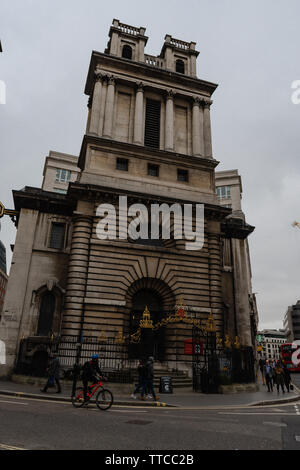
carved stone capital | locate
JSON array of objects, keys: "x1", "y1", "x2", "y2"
[
  {"x1": 203, "y1": 98, "x2": 213, "y2": 109},
  {"x1": 108, "y1": 75, "x2": 116, "y2": 86},
  {"x1": 166, "y1": 89, "x2": 176, "y2": 100},
  {"x1": 94, "y1": 72, "x2": 103, "y2": 83},
  {"x1": 136, "y1": 81, "x2": 144, "y2": 92},
  {"x1": 192, "y1": 96, "x2": 201, "y2": 106}
]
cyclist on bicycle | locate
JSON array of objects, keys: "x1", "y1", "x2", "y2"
[{"x1": 82, "y1": 354, "x2": 103, "y2": 405}]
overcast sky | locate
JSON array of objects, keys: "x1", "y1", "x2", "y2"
[{"x1": 1, "y1": 0, "x2": 300, "y2": 330}]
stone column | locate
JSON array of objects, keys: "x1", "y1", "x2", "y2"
[
  {"x1": 133, "y1": 82, "x2": 144, "y2": 145},
  {"x1": 89, "y1": 72, "x2": 103, "y2": 135},
  {"x1": 192, "y1": 98, "x2": 201, "y2": 156},
  {"x1": 103, "y1": 76, "x2": 116, "y2": 138},
  {"x1": 203, "y1": 99, "x2": 213, "y2": 158},
  {"x1": 62, "y1": 214, "x2": 93, "y2": 337},
  {"x1": 165, "y1": 90, "x2": 175, "y2": 151}
]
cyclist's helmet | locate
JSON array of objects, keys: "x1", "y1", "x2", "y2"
[{"x1": 91, "y1": 354, "x2": 99, "y2": 360}]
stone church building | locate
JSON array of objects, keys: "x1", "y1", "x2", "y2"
[{"x1": 0, "y1": 20, "x2": 258, "y2": 377}]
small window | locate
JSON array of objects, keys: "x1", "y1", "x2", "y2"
[
  {"x1": 116, "y1": 158, "x2": 129, "y2": 171},
  {"x1": 122, "y1": 45, "x2": 132, "y2": 60},
  {"x1": 148, "y1": 164, "x2": 159, "y2": 177},
  {"x1": 177, "y1": 169, "x2": 189, "y2": 182},
  {"x1": 56, "y1": 169, "x2": 71, "y2": 183},
  {"x1": 49, "y1": 223, "x2": 65, "y2": 250},
  {"x1": 176, "y1": 59, "x2": 185, "y2": 74},
  {"x1": 216, "y1": 186, "x2": 231, "y2": 200},
  {"x1": 53, "y1": 188, "x2": 67, "y2": 194}
]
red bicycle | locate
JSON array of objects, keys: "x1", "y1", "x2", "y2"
[{"x1": 72, "y1": 380, "x2": 113, "y2": 410}]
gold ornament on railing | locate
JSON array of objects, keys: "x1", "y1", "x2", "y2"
[
  {"x1": 234, "y1": 336, "x2": 241, "y2": 349},
  {"x1": 205, "y1": 312, "x2": 217, "y2": 333},
  {"x1": 216, "y1": 334, "x2": 223, "y2": 348},
  {"x1": 139, "y1": 306, "x2": 153, "y2": 329},
  {"x1": 115, "y1": 329, "x2": 125, "y2": 344},
  {"x1": 98, "y1": 331, "x2": 107, "y2": 343},
  {"x1": 225, "y1": 335, "x2": 232, "y2": 349},
  {"x1": 130, "y1": 328, "x2": 141, "y2": 344},
  {"x1": 175, "y1": 296, "x2": 186, "y2": 319}
]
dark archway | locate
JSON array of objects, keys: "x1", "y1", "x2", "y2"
[
  {"x1": 122, "y1": 45, "x2": 133, "y2": 59},
  {"x1": 37, "y1": 292, "x2": 55, "y2": 336},
  {"x1": 126, "y1": 279, "x2": 175, "y2": 361}
]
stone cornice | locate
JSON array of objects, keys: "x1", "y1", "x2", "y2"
[
  {"x1": 84, "y1": 51, "x2": 218, "y2": 97},
  {"x1": 221, "y1": 217, "x2": 255, "y2": 239},
  {"x1": 78, "y1": 134, "x2": 219, "y2": 172},
  {"x1": 12, "y1": 187, "x2": 76, "y2": 221},
  {"x1": 67, "y1": 181, "x2": 231, "y2": 221}
]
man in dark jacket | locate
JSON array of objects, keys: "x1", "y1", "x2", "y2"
[
  {"x1": 131, "y1": 359, "x2": 147, "y2": 399},
  {"x1": 82, "y1": 354, "x2": 103, "y2": 403},
  {"x1": 263, "y1": 360, "x2": 274, "y2": 392},
  {"x1": 141, "y1": 356, "x2": 159, "y2": 402},
  {"x1": 283, "y1": 364, "x2": 291, "y2": 392},
  {"x1": 41, "y1": 354, "x2": 61, "y2": 393}
]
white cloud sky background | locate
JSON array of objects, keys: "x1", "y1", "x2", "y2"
[{"x1": 1, "y1": 0, "x2": 300, "y2": 330}]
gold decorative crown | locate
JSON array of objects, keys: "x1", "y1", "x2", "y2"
[
  {"x1": 205, "y1": 312, "x2": 217, "y2": 333},
  {"x1": 139, "y1": 306, "x2": 153, "y2": 329}
]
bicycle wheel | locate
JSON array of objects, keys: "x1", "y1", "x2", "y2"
[
  {"x1": 96, "y1": 388, "x2": 113, "y2": 410},
  {"x1": 71, "y1": 387, "x2": 85, "y2": 408}
]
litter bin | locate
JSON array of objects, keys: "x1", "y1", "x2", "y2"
[{"x1": 159, "y1": 376, "x2": 173, "y2": 394}]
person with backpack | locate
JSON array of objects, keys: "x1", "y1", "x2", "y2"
[{"x1": 81, "y1": 354, "x2": 103, "y2": 405}]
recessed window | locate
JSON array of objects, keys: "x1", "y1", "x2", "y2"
[
  {"x1": 56, "y1": 169, "x2": 71, "y2": 183},
  {"x1": 53, "y1": 188, "x2": 67, "y2": 194},
  {"x1": 144, "y1": 99, "x2": 161, "y2": 149},
  {"x1": 122, "y1": 45, "x2": 133, "y2": 60},
  {"x1": 148, "y1": 164, "x2": 159, "y2": 177},
  {"x1": 176, "y1": 59, "x2": 185, "y2": 74},
  {"x1": 49, "y1": 223, "x2": 65, "y2": 250},
  {"x1": 177, "y1": 169, "x2": 189, "y2": 182},
  {"x1": 216, "y1": 186, "x2": 231, "y2": 200},
  {"x1": 116, "y1": 158, "x2": 129, "y2": 171}
]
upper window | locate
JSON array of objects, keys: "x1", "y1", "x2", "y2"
[
  {"x1": 116, "y1": 158, "x2": 129, "y2": 171},
  {"x1": 53, "y1": 188, "x2": 67, "y2": 194},
  {"x1": 148, "y1": 164, "x2": 159, "y2": 177},
  {"x1": 56, "y1": 169, "x2": 71, "y2": 183},
  {"x1": 177, "y1": 169, "x2": 189, "y2": 182},
  {"x1": 144, "y1": 99, "x2": 161, "y2": 149},
  {"x1": 122, "y1": 45, "x2": 133, "y2": 60},
  {"x1": 216, "y1": 186, "x2": 231, "y2": 200},
  {"x1": 49, "y1": 222, "x2": 65, "y2": 250},
  {"x1": 176, "y1": 59, "x2": 185, "y2": 74}
]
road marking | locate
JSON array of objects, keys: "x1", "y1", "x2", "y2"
[
  {"x1": 0, "y1": 443, "x2": 26, "y2": 450},
  {"x1": 0, "y1": 400, "x2": 28, "y2": 406},
  {"x1": 263, "y1": 421, "x2": 287, "y2": 427}
]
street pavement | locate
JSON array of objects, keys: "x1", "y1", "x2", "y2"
[
  {"x1": 0, "y1": 393, "x2": 300, "y2": 450},
  {"x1": 0, "y1": 375, "x2": 299, "y2": 450}
]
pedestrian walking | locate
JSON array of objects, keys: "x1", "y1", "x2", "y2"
[
  {"x1": 141, "y1": 356, "x2": 159, "y2": 402},
  {"x1": 274, "y1": 360, "x2": 285, "y2": 394},
  {"x1": 41, "y1": 353, "x2": 62, "y2": 393},
  {"x1": 259, "y1": 357, "x2": 266, "y2": 385},
  {"x1": 282, "y1": 363, "x2": 291, "y2": 392},
  {"x1": 263, "y1": 360, "x2": 274, "y2": 392},
  {"x1": 131, "y1": 359, "x2": 147, "y2": 399}
]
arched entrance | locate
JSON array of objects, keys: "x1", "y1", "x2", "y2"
[{"x1": 126, "y1": 278, "x2": 175, "y2": 361}]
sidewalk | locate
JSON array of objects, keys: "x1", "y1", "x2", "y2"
[{"x1": 0, "y1": 378, "x2": 299, "y2": 408}]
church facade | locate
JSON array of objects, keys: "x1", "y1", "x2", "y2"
[{"x1": 0, "y1": 20, "x2": 258, "y2": 377}]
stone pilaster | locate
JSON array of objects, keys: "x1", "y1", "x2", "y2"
[
  {"x1": 192, "y1": 98, "x2": 201, "y2": 156},
  {"x1": 89, "y1": 72, "x2": 103, "y2": 135},
  {"x1": 62, "y1": 214, "x2": 93, "y2": 337},
  {"x1": 165, "y1": 90, "x2": 175, "y2": 151},
  {"x1": 103, "y1": 76, "x2": 116, "y2": 138},
  {"x1": 203, "y1": 99, "x2": 213, "y2": 158},
  {"x1": 133, "y1": 82, "x2": 144, "y2": 145},
  {"x1": 208, "y1": 230, "x2": 223, "y2": 333}
]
